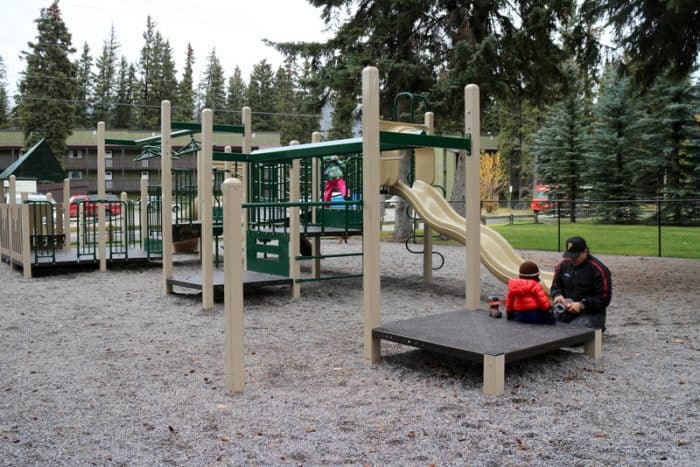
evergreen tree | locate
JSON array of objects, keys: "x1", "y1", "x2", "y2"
[
  {"x1": 582, "y1": 0, "x2": 700, "y2": 85},
  {"x1": 532, "y1": 66, "x2": 588, "y2": 222},
  {"x1": 584, "y1": 65, "x2": 643, "y2": 222},
  {"x1": 112, "y1": 56, "x2": 135, "y2": 129},
  {"x1": 174, "y1": 44, "x2": 195, "y2": 122},
  {"x1": 225, "y1": 66, "x2": 246, "y2": 125},
  {"x1": 16, "y1": 1, "x2": 77, "y2": 162},
  {"x1": 134, "y1": 16, "x2": 159, "y2": 129},
  {"x1": 0, "y1": 56, "x2": 10, "y2": 128},
  {"x1": 151, "y1": 35, "x2": 178, "y2": 114},
  {"x1": 92, "y1": 25, "x2": 120, "y2": 125},
  {"x1": 274, "y1": 65, "x2": 303, "y2": 144},
  {"x1": 247, "y1": 60, "x2": 276, "y2": 131},
  {"x1": 637, "y1": 77, "x2": 700, "y2": 223},
  {"x1": 198, "y1": 48, "x2": 226, "y2": 123},
  {"x1": 74, "y1": 42, "x2": 92, "y2": 127}
]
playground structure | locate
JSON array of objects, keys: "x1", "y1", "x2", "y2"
[{"x1": 216, "y1": 67, "x2": 601, "y2": 396}]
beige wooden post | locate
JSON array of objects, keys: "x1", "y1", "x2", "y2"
[
  {"x1": 97, "y1": 122, "x2": 107, "y2": 272},
  {"x1": 241, "y1": 106, "x2": 251, "y2": 269},
  {"x1": 289, "y1": 148, "x2": 301, "y2": 298},
  {"x1": 161, "y1": 101, "x2": 174, "y2": 294},
  {"x1": 120, "y1": 192, "x2": 128, "y2": 249},
  {"x1": 362, "y1": 66, "x2": 381, "y2": 363},
  {"x1": 584, "y1": 329, "x2": 603, "y2": 360},
  {"x1": 423, "y1": 112, "x2": 434, "y2": 284},
  {"x1": 140, "y1": 174, "x2": 148, "y2": 246},
  {"x1": 7, "y1": 175, "x2": 16, "y2": 261},
  {"x1": 21, "y1": 200, "x2": 31, "y2": 278},
  {"x1": 201, "y1": 108, "x2": 214, "y2": 310},
  {"x1": 63, "y1": 178, "x2": 70, "y2": 252},
  {"x1": 223, "y1": 177, "x2": 244, "y2": 393},
  {"x1": 464, "y1": 85, "x2": 481, "y2": 309},
  {"x1": 311, "y1": 131, "x2": 321, "y2": 279},
  {"x1": 483, "y1": 354, "x2": 505, "y2": 395}
]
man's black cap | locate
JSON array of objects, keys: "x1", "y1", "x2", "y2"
[{"x1": 563, "y1": 236, "x2": 587, "y2": 258}]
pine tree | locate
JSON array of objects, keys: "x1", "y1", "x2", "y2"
[
  {"x1": 74, "y1": 42, "x2": 92, "y2": 128},
  {"x1": 16, "y1": 1, "x2": 77, "y2": 162},
  {"x1": 92, "y1": 25, "x2": 120, "y2": 125},
  {"x1": 584, "y1": 65, "x2": 643, "y2": 222},
  {"x1": 198, "y1": 48, "x2": 226, "y2": 123},
  {"x1": 0, "y1": 55, "x2": 10, "y2": 128},
  {"x1": 532, "y1": 66, "x2": 588, "y2": 222},
  {"x1": 247, "y1": 60, "x2": 276, "y2": 131},
  {"x1": 112, "y1": 56, "x2": 135, "y2": 129},
  {"x1": 225, "y1": 66, "x2": 246, "y2": 125},
  {"x1": 134, "y1": 16, "x2": 159, "y2": 129},
  {"x1": 174, "y1": 44, "x2": 195, "y2": 122},
  {"x1": 274, "y1": 65, "x2": 301, "y2": 144},
  {"x1": 637, "y1": 77, "x2": 700, "y2": 223},
  {"x1": 151, "y1": 35, "x2": 178, "y2": 114}
]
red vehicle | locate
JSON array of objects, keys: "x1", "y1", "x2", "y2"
[
  {"x1": 69, "y1": 194, "x2": 122, "y2": 218},
  {"x1": 530, "y1": 184, "x2": 554, "y2": 213}
]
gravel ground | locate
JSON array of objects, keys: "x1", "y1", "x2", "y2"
[{"x1": 1, "y1": 239, "x2": 698, "y2": 465}]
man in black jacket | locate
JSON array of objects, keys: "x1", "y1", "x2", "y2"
[{"x1": 551, "y1": 236, "x2": 612, "y2": 330}]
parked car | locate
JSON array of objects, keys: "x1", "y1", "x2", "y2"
[
  {"x1": 4, "y1": 193, "x2": 56, "y2": 205},
  {"x1": 69, "y1": 194, "x2": 122, "y2": 218}
]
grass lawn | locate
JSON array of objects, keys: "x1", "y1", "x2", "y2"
[
  {"x1": 386, "y1": 223, "x2": 699, "y2": 259},
  {"x1": 489, "y1": 223, "x2": 699, "y2": 259}
]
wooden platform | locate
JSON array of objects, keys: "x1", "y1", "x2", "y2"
[
  {"x1": 2, "y1": 247, "x2": 159, "y2": 274},
  {"x1": 372, "y1": 309, "x2": 602, "y2": 395},
  {"x1": 168, "y1": 270, "x2": 293, "y2": 292}
]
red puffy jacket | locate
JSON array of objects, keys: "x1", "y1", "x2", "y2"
[{"x1": 505, "y1": 278, "x2": 551, "y2": 313}]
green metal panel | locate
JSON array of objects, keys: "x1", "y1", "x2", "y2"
[
  {"x1": 171, "y1": 122, "x2": 245, "y2": 134},
  {"x1": 246, "y1": 230, "x2": 290, "y2": 276}
]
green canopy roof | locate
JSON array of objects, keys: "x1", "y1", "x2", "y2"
[{"x1": 0, "y1": 139, "x2": 66, "y2": 182}]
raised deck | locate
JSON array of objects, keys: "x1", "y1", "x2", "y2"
[{"x1": 373, "y1": 309, "x2": 602, "y2": 394}]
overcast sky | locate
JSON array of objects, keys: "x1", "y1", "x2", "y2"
[{"x1": 1, "y1": 0, "x2": 332, "y2": 101}]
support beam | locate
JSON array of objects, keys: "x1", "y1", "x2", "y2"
[
  {"x1": 422, "y1": 112, "x2": 434, "y2": 284},
  {"x1": 584, "y1": 329, "x2": 603, "y2": 360},
  {"x1": 464, "y1": 85, "x2": 481, "y2": 309},
  {"x1": 311, "y1": 131, "x2": 321, "y2": 278},
  {"x1": 62, "y1": 179, "x2": 70, "y2": 253},
  {"x1": 161, "y1": 101, "x2": 174, "y2": 294},
  {"x1": 483, "y1": 354, "x2": 505, "y2": 395},
  {"x1": 201, "y1": 108, "x2": 214, "y2": 310},
  {"x1": 97, "y1": 122, "x2": 107, "y2": 272},
  {"x1": 289, "y1": 143, "x2": 301, "y2": 298},
  {"x1": 362, "y1": 66, "x2": 381, "y2": 363},
  {"x1": 223, "y1": 177, "x2": 245, "y2": 393}
]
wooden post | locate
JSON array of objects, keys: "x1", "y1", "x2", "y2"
[
  {"x1": 584, "y1": 329, "x2": 603, "y2": 360},
  {"x1": 63, "y1": 178, "x2": 70, "y2": 252},
  {"x1": 6, "y1": 175, "x2": 16, "y2": 262},
  {"x1": 120, "y1": 191, "x2": 128, "y2": 249},
  {"x1": 21, "y1": 201, "x2": 31, "y2": 278},
  {"x1": 311, "y1": 131, "x2": 321, "y2": 279},
  {"x1": 161, "y1": 101, "x2": 174, "y2": 294},
  {"x1": 241, "y1": 106, "x2": 252, "y2": 270},
  {"x1": 483, "y1": 354, "x2": 505, "y2": 395},
  {"x1": 289, "y1": 149, "x2": 301, "y2": 298},
  {"x1": 223, "y1": 177, "x2": 244, "y2": 393},
  {"x1": 97, "y1": 122, "x2": 107, "y2": 272},
  {"x1": 140, "y1": 174, "x2": 148, "y2": 247},
  {"x1": 464, "y1": 85, "x2": 481, "y2": 310},
  {"x1": 362, "y1": 66, "x2": 381, "y2": 363},
  {"x1": 201, "y1": 108, "x2": 214, "y2": 311},
  {"x1": 423, "y1": 112, "x2": 434, "y2": 284}
]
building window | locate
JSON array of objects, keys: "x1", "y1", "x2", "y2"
[
  {"x1": 141, "y1": 159, "x2": 149, "y2": 168},
  {"x1": 105, "y1": 171, "x2": 113, "y2": 181},
  {"x1": 105, "y1": 150, "x2": 113, "y2": 168},
  {"x1": 68, "y1": 171, "x2": 83, "y2": 180},
  {"x1": 141, "y1": 171, "x2": 150, "y2": 178},
  {"x1": 68, "y1": 149, "x2": 83, "y2": 159}
]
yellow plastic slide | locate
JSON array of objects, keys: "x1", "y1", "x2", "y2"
[{"x1": 390, "y1": 180, "x2": 554, "y2": 291}]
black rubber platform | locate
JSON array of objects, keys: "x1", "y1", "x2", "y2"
[
  {"x1": 373, "y1": 309, "x2": 594, "y2": 364},
  {"x1": 168, "y1": 270, "x2": 293, "y2": 291}
]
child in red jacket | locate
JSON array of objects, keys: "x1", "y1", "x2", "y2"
[{"x1": 505, "y1": 261, "x2": 555, "y2": 324}]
